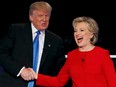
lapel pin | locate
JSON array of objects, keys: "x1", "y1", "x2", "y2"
[{"x1": 48, "y1": 45, "x2": 51, "y2": 47}]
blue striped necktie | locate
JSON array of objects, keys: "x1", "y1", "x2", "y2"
[{"x1": 28, "y1": 31, "x2": 40, "y2": 87}]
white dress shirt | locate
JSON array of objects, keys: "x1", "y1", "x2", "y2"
[
  {"x1": 31, "y1": 23, "x2": 45, "y2": 73},
  {"x1": 17, "y1": 23, "x2": 45, "y2": 76}
]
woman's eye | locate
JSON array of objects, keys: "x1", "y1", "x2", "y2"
[{"x1": 81, "y1": 29, "x2": 84, "y2": 31}]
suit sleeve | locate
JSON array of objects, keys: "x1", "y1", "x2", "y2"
[
  {"x1": 0, "y1": 24, "x2": 23, "y2": 76},
  {"x1": 36, "y1": 55, "x2": 71, "y2": 86},
  {"x1": 53, "y1": 38, "x2": 66, "y2": 75},
  {"x1": 102, "y1": 50, "x2": 116, "y2": 87}
]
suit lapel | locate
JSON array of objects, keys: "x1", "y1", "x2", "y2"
[
  {"x1": 24, "y1": 23, "x2": 33, "y2": 67},
  {"x1": 40, "y1": 30, "x2": 53, "y2": 67}
]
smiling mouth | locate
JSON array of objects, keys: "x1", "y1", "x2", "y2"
[{"x1": 77, "y1": 37, "x2": 83, "y2": 43}]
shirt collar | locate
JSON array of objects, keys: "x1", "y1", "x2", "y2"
[{"x1": 31, "y1": 23, "x2": 45, "y2": 34}]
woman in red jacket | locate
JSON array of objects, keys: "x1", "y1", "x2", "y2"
[{"x1": 36, "y1": 16, "x2": 116, "y2": 87}]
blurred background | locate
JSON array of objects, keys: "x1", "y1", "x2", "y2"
[{"x1": 0, "y1": 0, "x2": 116, "y2": 55}]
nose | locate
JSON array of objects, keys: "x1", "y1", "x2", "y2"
[
  {"x1": 74, "y1": 31, "x2": 79, "y2": 35},
  {"x1": 43, "y1": 15, "x2": 49, "y2": 21},
  {"x1": 42, "y1": 16, "x2": 46, "y2": 21}
]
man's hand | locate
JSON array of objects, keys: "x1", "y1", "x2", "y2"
[{"x1": 20, "y1": 68, "x2": 37, "y2": 81}]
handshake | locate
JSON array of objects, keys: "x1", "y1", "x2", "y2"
[{"x1": 20, "y1": 67, "x2": 38, "y2": 81}]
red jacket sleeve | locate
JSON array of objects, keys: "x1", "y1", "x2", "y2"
[
  {"x1": 36, "y1": 56, "x2": 71, "y2": 86},
  {"x1": 102, "y1": 50, "x2": 116, "y2": 87}
]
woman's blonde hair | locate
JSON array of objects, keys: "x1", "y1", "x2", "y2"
[{"x1": 72, "y1": 16, "x2": 99, "y2": 44}]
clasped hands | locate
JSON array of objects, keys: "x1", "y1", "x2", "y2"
[{"x1": 20, "y1": 68, "x2": 37, "y2": 81}]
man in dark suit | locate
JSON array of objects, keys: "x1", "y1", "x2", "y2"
[{"x1": 0, "y1": 1, "x2": 65, "y2": 87}]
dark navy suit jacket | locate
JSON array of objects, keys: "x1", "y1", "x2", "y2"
[{"x1": 0, "y1": 23, "x2": 65, "y2": 87}]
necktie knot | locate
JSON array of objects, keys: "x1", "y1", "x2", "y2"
[
  {"x1": 36, "y1": 31, "x2": 40, "y2": 36},
  {"x1": 33, "y1": 31, "x2": 40, "y2": 44},
  {"x1": 35, "y1": 31, "x2": 40, "y2": 39}
]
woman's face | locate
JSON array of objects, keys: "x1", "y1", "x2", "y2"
[{"x1": 74, "y1": 22, "x2": 93, "y2": 48}]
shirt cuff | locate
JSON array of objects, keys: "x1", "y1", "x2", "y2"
[{"x1": 17, "y1": 66, "x2": 25, "y2": 77}]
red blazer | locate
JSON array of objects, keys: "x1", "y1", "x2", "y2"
[{"x1": 36, "y1": 46, "x2": 116, "y2": 87}]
